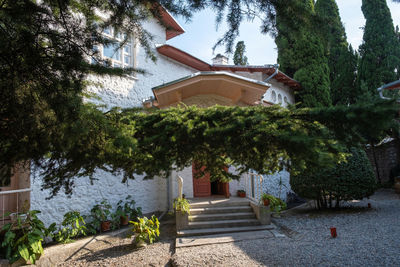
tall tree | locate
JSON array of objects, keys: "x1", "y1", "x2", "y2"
[
  {"x1": 275, "y1": 0, "x2": 331, "y2": 107},
  {"x1": 358, "y1": 0, "x2": 400, "y2": 98},
  {"x1": 233, "y1": 41, "x2": 249, "y2": 65},
  {"x1": 315, "y1": 0, "x2": 358, "y2": 105}
]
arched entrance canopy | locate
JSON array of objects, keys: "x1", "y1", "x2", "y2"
[{"x1": 151, "y1": 71, "x2": 271, "y2": 108}]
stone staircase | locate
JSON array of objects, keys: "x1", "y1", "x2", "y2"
[{"x1": 177, "y1": 198, "x2": 274, "y2": 237}]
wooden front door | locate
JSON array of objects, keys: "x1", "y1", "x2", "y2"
[{"x1": 192, "y1": 163, "x2": 211, "y2": 197}]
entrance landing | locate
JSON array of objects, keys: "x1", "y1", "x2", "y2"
[{"x1": 188, "y1": 196, "x2": 250, "y2": 206}]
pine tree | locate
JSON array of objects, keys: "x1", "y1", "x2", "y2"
[
  {"x1": 315, "y1": 0, "x2": 358, "y2": 105},
  {"x1": 275, "y1": 0, "x2": 331, "y2": 107},
  {"x1": 233, "y1": 41, "x2": 249, "y2": 65},
  {"x1": 358, "y1": 0, "x2": 400, "y2": 97}
]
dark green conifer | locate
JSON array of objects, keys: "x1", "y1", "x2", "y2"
[
  {"x1": 358, "y1": 0, "x2": 400, "y2": 97},
  {"x1": 233, "y1": 41, "x2": 249, "y2": 65},
  {"x1": 315, "y1": 0, "x2": 358, "y2": 105}
]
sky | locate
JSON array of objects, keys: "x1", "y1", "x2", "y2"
[{"x1": 168, "y1": 0, "x2": 400, "y2": 65}]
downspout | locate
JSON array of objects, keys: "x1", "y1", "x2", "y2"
[
  {"x1": 377, "y1": 86, "x2": 390, "y2": 100},
  {"x1": 264, "y1": 64, "x2": 280, "y2": 83},
  {"x1": 159, "y1": 170, "x2": 172, "y2": 221}
]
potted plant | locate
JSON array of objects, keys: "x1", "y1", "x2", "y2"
[
  {"x1": 261, "y1": 193, "x2": 270, "y2": 206},
  {"x1": 0, "y1": 210, "x2": 48, "y2": 265},
  {"x1": 90, "y1": 199, "x2": 112, "y2": 232},
  {"x1": 174, "y1": 197, "x2": 190, "y2": 231},
  {"x1": 115, "y1": 196, "x2": 142, "y2": 226},
  {"x1": 237, "y1": 189, "x2": 246, "y2": 198},
  {"x1": 130, "y1": 215, "x2": 160, "y2": 248}
]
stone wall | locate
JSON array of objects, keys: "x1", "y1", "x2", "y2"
[{"x1": 366, "y1": 140, "x2": 400, "y2": 184}]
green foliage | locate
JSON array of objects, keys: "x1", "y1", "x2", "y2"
[
  {"x1": 358, "y1": 0, "x2": 400, "y2": 97},
  {"x1": 38, "y1": 99, "x2": 398, "y2": 197},
  {"x1": 233, "y1": 41, "x2": 249, "y2": 65},
  {"x1": 0, "y1": 210, "x2": 47, "y2": 264},
  {"x1": 315, "y1": 0, "x2": 359, "y2": 106},
  {"x1": 112, "y1": 196, "x2": 142, "y2": 229},
  {"x1": 116, "y1": 196, "x2": 142, "y2": 221},
  {"x1": 88, "y1": 200, "x2": 112, "y2": 233},
  {"x1": 291, "y1": 148, "x2": 377, "y2": 209},
  {"x1": 261, "y1": 194, "x2": 287, "y2": 213},
  {"x1": 131, "y1": 215, "x2": 160, "y2": 245},
  {"x1": 275, "y1": 0, "x2": 331, "y2": 107},
  {"x1": 173, "y1": 198, "x2": 191, "y2": 215},
  {"x1": 54, "y1": 211, "x2": 87, "y2": 244}
]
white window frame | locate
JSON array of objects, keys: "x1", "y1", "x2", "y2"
[{"x1": 95, "y1": 26, "x2": 135, "y2": 69}]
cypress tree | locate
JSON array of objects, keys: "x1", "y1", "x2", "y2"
[
  {"x1": 275, "y1": 0, "x2": 331, "y2": 107},
  {"x1": 358, "y1": 0, "x2": 400, "y2": 97},
  {"x1": 233, "y1": 41, "x2": 249, "y2": 65},
  {"x1": 315, "y1": 0, "x2": 358, "y2": 105}
]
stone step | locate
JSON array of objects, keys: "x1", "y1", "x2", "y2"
[
  {"x1": 189, "y1": 200, "x2": 250, "y2": 209},
  {"x1": 189, "y1": 212, "x2": 256, "y2": 222},
  {"x1": 177, "y1": 224, "x2": 275, "y2": 237},
  {"x1": 186, "y1": 219, "x2": 260, "y2": 229},
  {"x1": 190, "y1": 206, "x2": 253, "y2": 215}
]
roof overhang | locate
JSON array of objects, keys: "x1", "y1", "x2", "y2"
[
  {"x1": 381, "y1": 80, "x2": 400, "y2": 91},
  {"x1": 159, "y1": 7, "x2": 185, "y2": 40},
  {"x1": 156, "y1": 45, "x2": 301, "y2": 90},
  {"x1": 151, "y1": 72, "x2": 271, "y2": 108}
]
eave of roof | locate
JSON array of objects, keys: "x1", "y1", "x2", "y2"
[
  {"x1": 159, "y1": 7, "x2": 185, "y2": 40},
  {"x1": 152, "y1": 71, "x2": 271, "y2": 92},
  {"x1": 156, "y1": 44, "x2": 301, "y2": 90},
  {"x1": 381, "y1": 80, "x2": 400, "y2": 90}
]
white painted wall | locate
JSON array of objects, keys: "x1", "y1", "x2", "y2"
[
  {"x1": 263, "y1": 80, "x2": 295, "y2": 107},
  {"x1": 31, "y1": 18, "x2": 195, "y2": 226}
]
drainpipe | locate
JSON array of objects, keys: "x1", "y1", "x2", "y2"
[
  {"x1": 377, "y1": 86, "x2": 390, "y2": 100},
  {"x1": 264, "y1": 64, "x2": 280, "y2": 83}
]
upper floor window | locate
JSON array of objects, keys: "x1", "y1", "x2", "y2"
[
  {"x1": 278, "y1": 94, "x2": 282, "y2": 104},
  {"x1": 271, "y1": 90, "x2": 277, "y2": 103},
  {"x1": 94, "y1": 27, "x2": 134, "y2": 68}
]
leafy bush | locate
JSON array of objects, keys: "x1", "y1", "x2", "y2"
[
  {"x1": 54, "y1": 211, "x2": 87, "y2": 243},
  {"x1": 0, "y1": 210, "x2": 47, "y2": 264},
  {"x1": 260, "y1": 193, "x2": 287, "y2": 213},
  {"x1": 173, "y1": 198, "x2": 191, "y2": 214},
  {"x1": 130, "y1": 215, "x2": 160, "y2": 245},
  {"x1": 291, "y1": 148, "x2": 377, "y2": 208},
  {"x1": 115, "y1": 196, "x2": 142, "y2": 221},
  {"x1": 87, "y1": 199, "x2": 112, "y2": 233}
]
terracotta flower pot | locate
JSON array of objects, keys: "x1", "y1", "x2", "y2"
[
  {"x1": 239, "y1": 192, "x2": 246, "y2": 198},
  {"x1": 263, "y1": 199, "x2": 270, "y2": 206},
  {"x1": 120, "y1": 216, "x2": 129, "y2": 226},
  {"x1": 101, "y1": 221, "x2": 111, "y2": 232}
]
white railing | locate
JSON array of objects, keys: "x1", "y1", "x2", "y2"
[
  {"x1": 0, "y1": 188, "x2": 31, "y2": 225},
  {"x1": 244, "y1": 172, "x2": 263, "y2": 203}
]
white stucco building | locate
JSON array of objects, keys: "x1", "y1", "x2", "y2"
[{"x1": 4, "y1": 9, "x2": 301, "y2": 226}]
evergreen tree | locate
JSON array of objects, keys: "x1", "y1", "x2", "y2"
[
  {"x1": 275, "y1": 0, "x2": 331, "y2": 107},
  {"x1": 358, "y1": 0, "x2": 400, "y2": 97},
  {"x1": 315, "y1": 0, "x2": 358, "y2": 105},
  {"x1": 233, "y1": 41, "x2": 249, "y2": 65}
]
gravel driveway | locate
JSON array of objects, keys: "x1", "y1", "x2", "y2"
[
  {"x1": 173, "y1": 189, "x2": 400, "y2": 267},
  {"x1": 56, "y1": 189, "x2": 400, "y2": 267}
]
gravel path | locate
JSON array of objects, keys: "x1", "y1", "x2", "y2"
[
  {"x1": 173, "y1": 189, "x2": 400, "y2": 267},
  {"x1": 55, "y1": 190, "x2": 400, "y2": 266},
  {"x1": 56, "y1": 219, "x2": 176, "y2": 267}
]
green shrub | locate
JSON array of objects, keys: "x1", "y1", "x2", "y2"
[
  {"x1": 130, "y1": 215, "x2": 160, "y2": 245},
  {"x1": 290, "y1": 148, "x2": 377, "y2": 208},
  {"x1": 173, "y1": 198, "x2": 191, "y2": 215},
  {"x1": 87, "y1": 199, "x2": 112, "y2": 233},
  {"x1": 260, "y1": 193, "x2": 287, "y2": 213},
  {"x1": 54, "y1": 211, "x2": 87, "y2": 243},
  {"x1": 0, "y1": 210, "x2": 47, "y2": 264}
]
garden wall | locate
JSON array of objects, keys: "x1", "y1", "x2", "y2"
[{"x1": 366, "y1": 139, "x2": 400, "y2": 184}]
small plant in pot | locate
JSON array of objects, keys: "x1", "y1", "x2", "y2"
[
  {"x1": 237, "y1": 189, "x2": 246, "y2": 198},
  {"x1": 90, "y1": 199, "x2": 112, "y2": 232},
  {"x1": 173, "y1": 197, "x2": 191, "y2": 215},
  {"x1": 261, "y1": 193, "x2": 270, "y2": 206},
  {"x1": 130, "y1": 215, "x2": 160, "y2": 248},
  {"x1": 115, "y1": 196, "x2": 142, "y2": 227}
]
